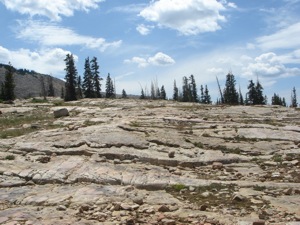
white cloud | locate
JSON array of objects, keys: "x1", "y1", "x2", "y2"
[
  {"x1": 124, "y1": 57, "x2": 149, "y2": 68},
  {"x1": 0, "y1": 46, "x2": 74, "y2": 77},
  {"x1": 242, "y1": 52, "x2": 300, "y2": 78},
  {"x1": 148, "y1": 52, "x2": 175, "y2": 66},
  {"x1": 139, "y1": 0, "x2": 227, "y2": 35},
  {"x1": 124, "y1": 52, "x2": 175, "y2": 67},
  {"x1": 16, "y1": 20, "x2": 122, "y2": 52},
  {"x1": 0, "y1": 0, "x2": 103, "y2": 21},
  {"x1": 136, "y1": 24, "x2": 153, "y2": 36},
  {"x1": 257, "y1": 22, "x2": 300, "y2": 50}
]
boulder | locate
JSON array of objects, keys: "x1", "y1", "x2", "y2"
[{"x1": 53, "y1": 108, "x2": 69, "y2": 118}]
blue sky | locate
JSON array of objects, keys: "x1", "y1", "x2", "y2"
[{"x1": 0, "y1": 0, "x2": 299, "y2": 103}]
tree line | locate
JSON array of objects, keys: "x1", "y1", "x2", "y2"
[{"x1": 0, "y1": 58, "x2": 299, "y2": 108}]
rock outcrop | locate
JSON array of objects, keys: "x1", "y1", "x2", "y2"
[{"x1": 0, "y1": 99, "x2": 299, "y2": 224}]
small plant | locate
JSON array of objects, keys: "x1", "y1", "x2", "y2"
[
  {"x1": 31, "y1": 98, "x2": 48, "y2": 103},
  {"x1": 253, "y1": 185, "x2": 266, "y2": 191},
  {"x1": 171, "y1": 184, "x2": 186, "y2": 192},
  {"x1": 129, "y1": 121, "x2": 141, "y2": 127},
  {"x1": 272, "y1": 154, "x2": 283, "y2": 163},
  {"x1": 202, "y1": 132, "x2": 211, "y2": 137},
  {"x1": 53, "y1": 100, "x2": 64, "y2": 106},
  {"x1": 193, "y1": 142, "x2": 204, "y2": 148},
  {"x1": 5, "y1": 155, "x2": 15, "y2": 160}
]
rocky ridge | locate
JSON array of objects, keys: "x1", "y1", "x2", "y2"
[{"x1": 0, "y1": 98, "x2": 299, "y2": 225}]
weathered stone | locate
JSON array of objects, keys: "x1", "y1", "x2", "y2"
[
  {"x1": 158, "y1": 205, "x2": 170, "y2": 212},
  {"x1": 161, "y1": 218, "x2": 176, "y2": 225},
  {"x1": 53, "y1": 108, "x2": 69, "y2": 118},
  {"x1": 56, "y1": 205, "x2": 67, "y2": 211},
  {"x1": 168, "y1": 151, "x2": 175, "y2": 158},
  {"x1": 252, "y1": 220, "x2": 265, "y2": 225},
  {"x1": 212, "y1": 162, "x2": 223, "y2": 170}
]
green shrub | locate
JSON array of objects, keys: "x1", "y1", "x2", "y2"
[{"x1": 5, "y1": 155, "x2": 15, "y2": 160}]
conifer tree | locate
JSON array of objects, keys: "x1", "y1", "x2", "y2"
[
  {"x1": 105, "y1": 73, "x2": 115, "y2": 98},
  {"x1": 82, "y1": 57, "x2": 94, "y2": 98},
  {"x1": 3, "y1": 62, "x2": 15, "y2": 101},
  {"x1": 48, "y1": 77, "x2": 55, "y2": 97},
  {"x1": 40, "y1": 76, "x2": 47, "y2": 100},
  {"x1": 64, "y1": 54, "x2": 77, "y2": 101},
  {"x1": 189, "y1": 74, "x2": 198, "y2": 102},
  {"x1": 0, "y1": 82, "x2": 4, "y2": 100},
  {"x1": 91, "y1": 57, "x2": 102, "y2": 98},
  {"x1": 77, "y1": 75, "x2": 83, "y2": 99},
  {"x1": 160, "y1": 85, "x2": 167, "y2": 100},
  {"x1": 238, "y1": 86, "x2": 244, "y2": 105},
  {"x1": 182, "y1": 76, "x2": 190, "y2": 102},
  {"x1": 255, "y1": 80, "x2": 264, "y2": 104},
  {"x1": 173, "y1": 80, "x2": 179, "y2": 101},
  {"x1": 200, "y1": 85, "x2": 204, "y2": 103},
  {"x1": 223, "y1": 72, "x2": 239, "y2": 105},
  {"x1": 291, "y1": 87, "x2": 297, "y2": 107},
  {"x1": 272, "y1": 93, "x2": 286, "y2": 106},
  {"x1": 203, "y1": 85, "x2": 212, "y2": 104},
  {"x1": 122, "y1": 89, "x2": 127, "y2": 98},
  {"x1": 247, "y1": 80, "x2": 256, "y2": 105},
  {"x1": 61, "y1": 87, "x2": 64, "y2": 99},
  {"x1": 140, "y1": 88, "x2": 145, "y2": 99}
]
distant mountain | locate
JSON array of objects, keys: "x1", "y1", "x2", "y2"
[{"x1": 0, "y1": 64, "x2": 65, "y2": 99}]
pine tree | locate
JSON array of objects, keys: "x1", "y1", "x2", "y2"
[
  {"x1": 61, "y1": 87, "x2": 64, "y2": 99},
  {"x1": 238, "y1": 86, "x2": 244, "y2": 105},
  {"x1": 173, "y1": 80, "x2": 179, "y2": 101},
  {"x1": 91, "y1": 57, "x2": 102, "y2": 98},
  {"x1": 199, "y1": 85, "x2": 204, "y2": 103},
  {"x1": 247, "y1": 80, "x2": 256, "y2": 105},
  {"x1": 105, "y1": 73, "x2": 115, "y2": 98},
  {"x1": 64, "y1": 54, "x2": 77, "y2": 101},
  {"x1": 272, "y1": 93, "x2": 286, "y2": 106},
  {"x1": 282, "y1": 97, "x2": 287, "y2": 107},
  {"x1": 203, "y1": 85, "x2": 212, "y2": 104},
  {"x1": 223, "y1": 72, "x2": 238, "y2": 105},
  {"x1": 189, "y1": 74, "x2": 198, "y2": 102},
  {"x1": 182, "y1": 76, "x2": 190, "y2": 102},
  {"x1": 48, "y1": 77, "x2": 55, "y2": 97},
  {"x1": 140, "y1": 88, "x2": 145, "y2": 99},
  {"x1": 0, "y1": 82, "x2": 4, "y2": 100},
  {"x1": 82, "y1": 57, "x2": 94, "y2": 98},
  {"x1": 77, "y1": 75, "x2": 83, "y2": 99},
  {"x1": 247, "y1": 79, "x2": 265, "y2": 105},
  {"x1": 160, "y1": 85, "x2": 167, "y2": 100},
  {"x1": 291, "y1": 87, "x2": 297, "y2": 107},
  {"x1": 255, "y1": 80, "x2": 264, "y2": 104},
  {"x1": 3, "y1": 62, "x2": 15, "y2": 101},
  {"x1": 122, "y1": 89, "x2": 127, "y2": 98},
  {"x1": 40, "y1": 76, "x2": 47, "y2": 100}
]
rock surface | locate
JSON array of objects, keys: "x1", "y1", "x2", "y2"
[{"x1": 0, "y1": 99, "x2": 300, "y2": 224}]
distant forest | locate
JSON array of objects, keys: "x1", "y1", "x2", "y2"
[{"x1": 0, "y1": 59, "x2": 298, "y2": 108}]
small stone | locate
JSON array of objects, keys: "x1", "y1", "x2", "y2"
[
  {"x1": 36, "y1": 156, "x2": 51, "y2": 163},
  {"x1": 252, "y1": 220, "x2": 265, "y2": 225},
  {"x1": 120, "y1": 203, "x2": 132, "y2": 211},
  {"x1": 161, "y1": 218, "x2": 176, "y2": 225},
  {"x1": 132, "y1": 197, "x2": 143, "y2": 205},
  {"x1": 232, "y1": 194, "x2": 245, "y2": 202},
  {"x1": 212, "y1": 162, "x2": 223, "y2": 170},
  {"x1": 168, "y1": 151, "x2": 175, "y2": 158},
  {"x1": 201, "y1": 191, "x2": 211, "y2": 198},
  {"x1": 189, "y1": 186, "x2": 196, "y2": 192},
  {"x1": 57, "y1": 205, "x2": 67, "y2": 211},
  {"x1": 158, "y1": 205, "x2": 170, "y2": 212},
  {"x1": 283, "y1": 188, "x2": 293, "y2": 195},
  {"x1": 79, "y1": 204, "x2": 90, "y2": 213},
  {"x1": 114, "y1": 159, "x2": 121, "y2": 164},
  {"x1": 53, "y1": 108, "x2": 69, "y2": 118},
  {"x1": 199, "y1": 204, "x2": 208, "y2": 211}
]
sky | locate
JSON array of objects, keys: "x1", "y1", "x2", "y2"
[{"x1": 0, "y1": 0, "x2": 299, "y2": 104}]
